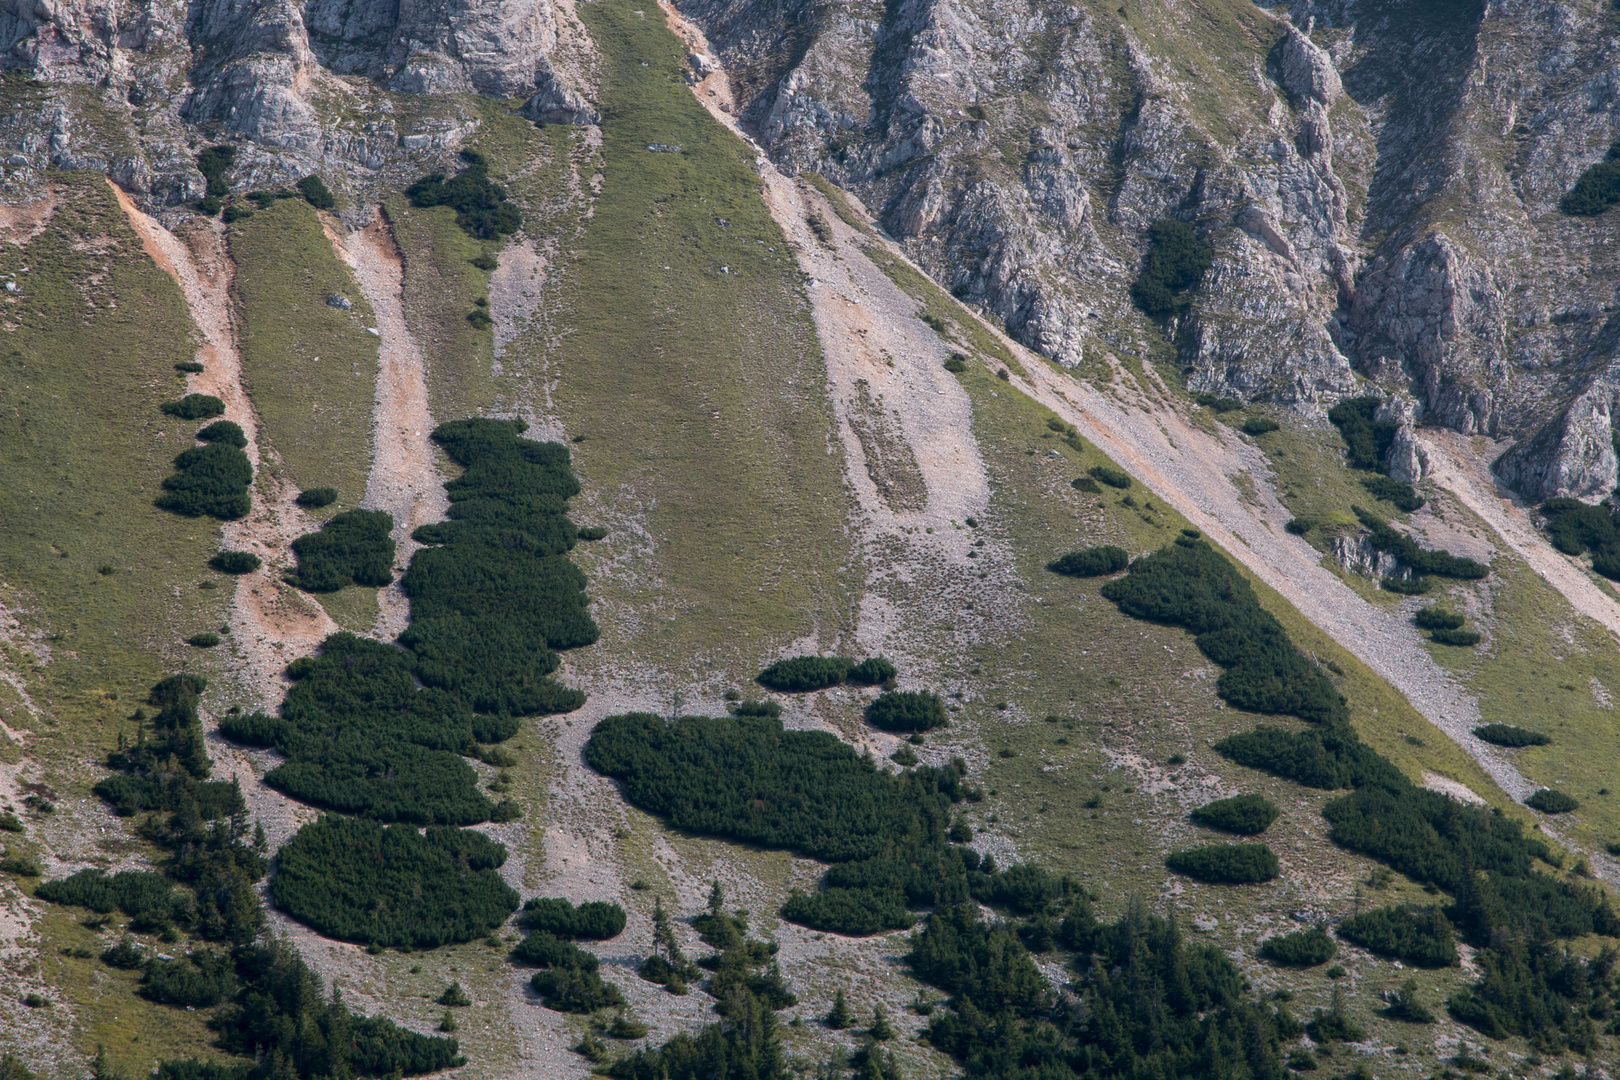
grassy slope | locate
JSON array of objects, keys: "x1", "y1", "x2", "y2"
[
  {"x1": 229, "y1": 198, "x2": 379, "y2": 505},
  {"x1": 0, "y1": 174, "x2": 233, "y2": 1072},
  {"x1": 534, "y1": 0, "x2": 853, "y2": 675}
]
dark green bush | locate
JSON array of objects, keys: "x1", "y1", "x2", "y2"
[
  {"x1": 1242, "y1": 418, "x2": 1279, "y2": 435},
  {"x1": 175, "y1": 361, "x2": 205, "y2": 374},
  {"x1": 156, "y1": 441, "x2": 252, "y2": 519},
  {"x1": 1047, "y1": 545, "x2": 1129, "y2": 577},
  {"x1": 396, "y1": 419, "x2": 595, "y2": 717},
  {"x1": 1337, "y1": 905, "x2": 1457, "y2": 968},
  {"x1": 1164, "y1": 843, "x2": 1278, "y2": 884},
  {"x1": 0, "y1": 813, "x2": 20, "y2": 833},
  {"x1": 406, "y1": 152, "x2": 521, "y2": 240},
  {"x1": 196, "y1": 196, "x2": 222, "y2": 216},
  {"x1": 197, "y1": 146, "x2": 234, "y2": 198},
  {"x1": 286, "y1": 509, "x2": 396, "y2": 593},
  {"x1": 519, "y1": 898, "x2": 626, "y2": 940},
  {"x1": 162, "y1": 394, "x2": 225, "y2": 420},
  {"x1": 1430, "y1": 628, "x2": 1481, "y2": 646},
  {"x1": 1193, "y1": 394, "x2": 1243, "y2": 413},
  {"x1": 1102, "y1": 538, "x2": 1347, "y2": 725},
  {"x1": 1414, "y1": 607, "x2": 1464, "y2": 630},
  {"x1": 1258, "y1": 928, "x2": 1335, "y2": 967},
  {"x1": 1088, "y1": 464, "x2": 1133, "y2": 489},
  {"x1": 943, "y1": 355, "x2": 968, "y2": 373},
  {"x1": 210, "y1": 551, "x2": 261, "y2": 575},
  {"x1": 295, "y1": 487, "x2": 338, "y2": 508},
  {"x1": 1560, "y1": 143, "x2": 1620, "y2": 215},
  {"x1": 1285, "y1": 517, "x2": 1316, "y2": 535},
  {"x1": 197, "y1": 420, "x2": 247, "y2": 448},
  {"x1": 1190, "y1": 793, "x2": 1279, "y2": 835},
  {"x1": 37, "y1": 869, "x2": 182, "y2": 918},
  {"x1": 512, "y1": 929, "x2": 598, "y2": 969},
  {"x1": 1130, "y1": 219, "x2": 1213, "y2": 318},
  {"x1": 187, "y1": 632, "x2": 222, "y2": 648},
  {"x1": 221, "y1": 633, "x2": 511, "y2": 824},
  {"x1": 846, "y1": 657, "x2": 898, "y2": 686},
  {"x1": 1356, "y1": 507, "x2": 1489, "y2": 579},
  {"x1": 1327, "y1": 397, "x2": 1395, "y2": 471},
  {"x1": 297, "y1": 175, "x2": 336, "y2": 210},
  {"x1": 530, "y1": 967, "x2": 624, "y2": 1013},
  {"x1": 577, "y1": 526, "x2": 609, "y2": 541},
  {"x1": 1473, "y1": 724, "x2": 1549, "y2": 748},
  {"x1": 142, "y1": 950, "x2": 237, "y2": 1008},
  {"x1": 1525, "y1": 789, "x2": 1578, "y2": 813},
  {"x1": 269, "y1": 816, "x2": 519, "y2": 948},
  {"x1": 1071, "y1": 476, "x2": 1101, "y2": 493},
  {"x1": 1381, "y1": 575, "x2": 1432, "y2": 595},
  {"x1": 757, "y1": 655, "x2": 851, "y2": 691},
  {"x1": 466, "y1": 309, "x2": 493, "y2": 329},
  {"x1": 865, "y1": 690, "x2": 947, "y2": 733},
  {"x1": 1361, "y1": 474, "x2": 1425, "y2": 512},
  {"x1": 100, "y1": 935, "x2": 146, "y2": 969}
]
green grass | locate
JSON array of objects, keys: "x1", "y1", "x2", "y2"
[
  {"x1": 229, "y1": 198, "x2": 379, "y2": 504},
  {"x1": 0, "y1": 172, "x2": 230, "y2": 1064},
  {"x1": 314, "y1": 585, "x2": 381, "y2": 634},
  {"x1": 1426, "y1": 557, "x2": 1620, "y2": 856},
  {"x1": 530, "y1": 0, "x2": 853, "y2": 672},
  {"x1": 382, "y1": 195, "x2": 503, "y2": 423}
]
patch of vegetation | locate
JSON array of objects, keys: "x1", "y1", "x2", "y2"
[
  {"x1": 161, "y1": 394, "x2": 225, "y2": 421},
  {"x1": 196, "y1": 420, "x2": 246, "y2": 448},
  {"x1": 1089, "y1": 464, "x2": 1133, "y2": 489},
  {"x1": 756, "y1": 655, "x2": 851, "y2": 691},
  {"x1": 196, "y1": 146, "x2": 233, "y2": 199},
  {"x1": 1102, "y1": 536, "x2": 1347, "y2": 724},
  {"x1": 864, "y1": 689, "x2": 947, "y2": 732},
  {"x1": 221, "y1": 633, "x2": 513, "y2": 824},
  {"x1": 1336, "y1": 905, "x2": 1457, "y2": 968},
  {"x1": 1430, "y1": 627, "x2": 1481, "y2": 646},
  {"x1": 1381, "y1": 574, "x2": 1432, "y2": 595},
  {"x1": 519, "y1": 897, "x2": 627, "y2": 940},
  {"x1": 406, "y1": 151, "x2": 521, "y2": 240},
  {"x1": 295, "y1": 487, "x2": 337, "y2": 508},
  {"x1": 1071, "y1": 476, "x2": 1101, "y2": 493},
  {"x1": 229, "y1": 196, "x2": 378, "y2": 502},
  {"x1": 269, "y1": 815, "x2": 519, "y2": 948},
  {"x1": 1285, "y1": 517, "x2": 1314, "y2": 534},
  {"x1": 1414, "y1": 607, "x2": 1464, "y2": 631},
  {"x1": 175, "y1": 361, "x2": 205, "y2": 373},
  {"x1": 1130, "y1": 219, "x2": 1213, "y2": 319},
  {"x1": 846, "y1": 656, "x2": 897, "y2": 686},
  {"x1": 186, "y1": 632, "x2": 221, "y2": 648},
  {"x1": 156, "y1": 439, "x2": 252, "y2": 520},
  {"x1": 1559, "y1": 141, "x2": 1620, "y2": 215},
  {"x1": 1046, "y1": 545, "x2": 1129, "y2": 577},
  {"x1": 1258, "y1": 927, "x2": 1336, "y2": 967},
  {"x1": 1360, "y1": 474, "x2": 1424, "y2": 512},
  {"x1": 1473, "y1": 723, "x2": 1549, "y2": 748},
  {"x1": 209, "y1": 551, "x2": 260, "y2": 575},
  {"x1": 1327, "y1": 397, "x2": 1396, "y2": 471},
  {"x1": 1242, "y1": 418, "x2": 1280, "y2": 435},
  {"x1": 1537, "y1": 498, "x2": 1620, "y2": 581},
  {"x1": 398, "y1": 419, "x2": 595, "y2": 715},
  {"x1": 296, "y1": 175, "x2": 335, "y2": 211},
  {"x1": 1525, "y1": 788, "x2": 1578, "y2": 813},
  {"x1": 1164, "y1": 842, "x2": 1279, "y2": 883},
  {"x1": 1189, "y1": 793, "x2": 1279, "y2": 835},
  {"x1": 286, "y1": 509, "x2": 396, "y2": 593},
  {"x1": 1354, "y1": 506, "x2": 1489, "y2": 579},
  {"x1": 911, "y1": 898, "x2": 1295, "y2": 1079},
  {"x1": 577, "y1": 526, "x2": 609, "y2": 540}
]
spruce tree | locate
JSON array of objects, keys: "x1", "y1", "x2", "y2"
[
  {"x1": 827, "y1": 988, "x2": 852, "y2": 1030},
  {"x1": 869, "y1": 1003, "x2": 894, "y2": 1041}
]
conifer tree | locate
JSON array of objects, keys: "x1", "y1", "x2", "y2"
[{"x1": 827, "y1": 988, "x2": 852, "y2": 1030}]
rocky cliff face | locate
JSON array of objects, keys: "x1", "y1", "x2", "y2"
[
  {"x1": 670, "y1": 0, "x2": 1620, "y2": 500},
  {"x1": 0, "y1": 0, "x2": 595, "y2": 213},
  {"x1": 2, "y1": 0, "x2": 1618, "y2": 498}
]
